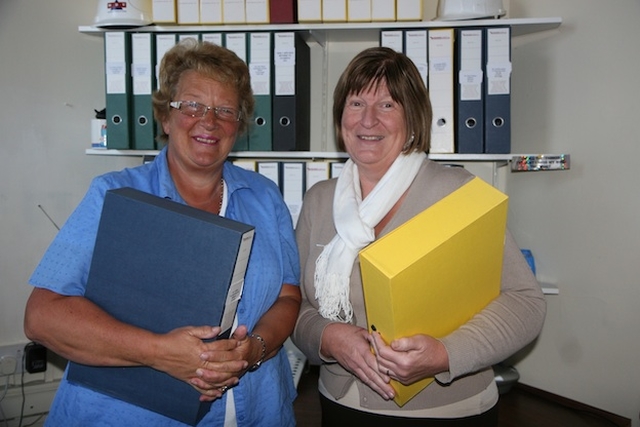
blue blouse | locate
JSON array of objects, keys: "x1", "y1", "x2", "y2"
[{"x1": 30, "y1": 148, "x2": 300, "y2": 427}]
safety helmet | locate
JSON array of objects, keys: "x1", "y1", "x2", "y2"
[
  {"x1": 94, "y1": 0, "x2": 153, "y2": 28},
  {"x1": 434, "y1": 0, "x2": 506, "y2": 21}
]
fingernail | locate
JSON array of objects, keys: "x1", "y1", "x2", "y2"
[{"x1": 196, "y1": 369, "x2": 204, "y2": 377}]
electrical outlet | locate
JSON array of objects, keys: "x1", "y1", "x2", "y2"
[{"x1": 0, "y1": 343, "x2": 27, "y2": 375}]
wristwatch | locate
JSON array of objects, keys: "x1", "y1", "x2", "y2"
[{"x1": 248, "y1": 333, "x2": 266, "y2": 371}]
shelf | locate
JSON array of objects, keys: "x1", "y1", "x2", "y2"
[
  {"x1": 85, "y1": 148, "x2": 569, "y2": 165},
  {"x1": 86, "y1": 148, "x2": 350, "y2": 160},
  {"x1": 85, "y1": 149, "x2": 350, "y2": 159},
  {"x1": 79, "y1": 17, "x2": 561, "y2": 39},
  {"x1": 86, "y1": 148, "x2": 161, "y2": 157}
]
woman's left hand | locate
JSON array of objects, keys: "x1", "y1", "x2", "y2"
[
  {"x1": 196, "y1": 283, "x2": 301, "y2": 401},
  {"x1": 369, "y1": 332, "x2": 450, "y2": 386},
  {"x1": 193, "y1": 327, "x2": 252, "y2": 401}
]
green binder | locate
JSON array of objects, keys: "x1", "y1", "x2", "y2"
[
  {"x1": 104, "y1": 31, "x2": 132, "y2": 150},
  {"x1": 247, "y1": 32, "x2": 273, "y2": 151},
  {"x1": 131, "y1": 33, "x2": 156, "y2": 150}
]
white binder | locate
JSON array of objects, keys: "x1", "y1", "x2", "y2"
[{"x1": 428, "y1": 29, "x2": 455, "y2": 154}]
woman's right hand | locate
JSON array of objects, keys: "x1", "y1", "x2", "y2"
[{"x1": 321, "y1": 323, "x2": 396, "y2": 401}]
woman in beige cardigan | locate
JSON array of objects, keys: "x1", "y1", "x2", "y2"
[{"x1": 292, "y1": 46, "x2": 545, "y2": 426}]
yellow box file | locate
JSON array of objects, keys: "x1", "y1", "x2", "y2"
[{"x1": 359, "y1": 177, "x2": 508, "y2": 406}]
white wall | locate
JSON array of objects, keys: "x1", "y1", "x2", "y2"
[
  {"x1": 1, "y1": 0, "x2": 639, "y2": 424},
  {"x1": 506, "y1": 1, "x2": 640, "y2": 423},
  {"x1": 0, "y1": 0, "x2": 141, "y2": 381}
]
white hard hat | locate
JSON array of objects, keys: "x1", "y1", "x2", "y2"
[
  {"x1": 94, "y1": 0, "x2": 152, "y2": 28},
  {"x1": 434, "y1": 0, "x2": 506, "y2": 21}
]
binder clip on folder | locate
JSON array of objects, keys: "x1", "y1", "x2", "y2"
[
  {"x1": 435, "y1": 0, "x2": 506, "y2": 21},
  {"x1": 94, "y1": 0, "x2": 152, "y2": 28}
]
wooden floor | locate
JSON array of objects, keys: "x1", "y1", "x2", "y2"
[{"x1": 293, "y1": 365, "x2": 630, "y2": 427}]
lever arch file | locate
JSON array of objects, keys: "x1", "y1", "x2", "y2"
[
  {"x1": 483, "y1": 26, "x2": 511, "y2": 154},
  {"x1": 455, "y1": 28, "x2": 484, "y2": 154},
  {"x1": 360, "y1": 177, "x2": 507, "y2": 406},
  {"x1": 68, "y1": 187, "x2": 255, "y2": 425},
  {"x1": 272, "y1": 32, "x2": 311, "y2": 151}
]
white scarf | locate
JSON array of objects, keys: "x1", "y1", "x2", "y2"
[{"x1": 314, "y1": 151, "x2": 426, "y2": 322}]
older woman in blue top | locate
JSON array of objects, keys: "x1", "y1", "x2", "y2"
[{"x1": 25, "y1": 39, "x2": 301, "y2": 427}]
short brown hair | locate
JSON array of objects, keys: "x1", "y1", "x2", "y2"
[
  {"x1": 333, "y1": 46, "x2": 432, "y2": 153},
  {"x1": 152, "y1": 38, "x2": 254, "y2": 143}
]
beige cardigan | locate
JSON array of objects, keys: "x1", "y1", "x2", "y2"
[{"x1": 292, "y1": 158, "x2": 546, "y2": 413}]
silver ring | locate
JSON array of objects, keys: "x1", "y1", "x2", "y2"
[{"x1": 219, "y1": 385, "x2": 229, "y2": 393}]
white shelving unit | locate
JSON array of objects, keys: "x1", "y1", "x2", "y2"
[
  {"x1": 78, "y1": 17, "x2": 561, "y2": 37},
  {"x1": 80, "y1": 17, "x2": 564, "y2": 159},
  {"x1": 80, "y1": 17, "x2": 564, "y2": 294}
]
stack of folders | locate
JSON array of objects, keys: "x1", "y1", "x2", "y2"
[
  {"x1": 67, "y1": 187, "x2": 255, "y2": 425},
  {"x1": 152, "y1": 1, "x2": 422, "y2": 24},
  {"x1": 232, "y1": 159, "x2": 344, "y2": 226},
  {"x1": 299, "y1": 0, "x2": 422, "y2": 22},
  {"x1": 380, "y1": 26, "x2": 512, "y2": 154},
  {"x1": 359, "y1": 177, "x2": 508, "y2": 406},
  {"x1": 102, "y1": 30, "x2": 311, "y2": 152},
  {"x1": 155, "y1": 0, "x2": 298, "y2": 25}
]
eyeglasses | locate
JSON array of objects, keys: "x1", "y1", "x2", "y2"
[{"x1": 169, "y1": 100, "x2": 242, "y2": 122}]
